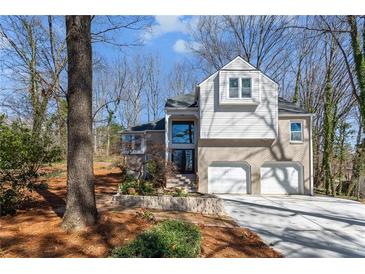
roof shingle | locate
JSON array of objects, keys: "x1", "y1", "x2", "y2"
[
  {"x1": 127, "y1": 117, "x2": 165, "y2": 131},
  {"x1": 165, "y1": 93, "x2": 198, "y2": 108},
  {"x1": 278, "y1": 97, "x2": 309, "y2": 114}
]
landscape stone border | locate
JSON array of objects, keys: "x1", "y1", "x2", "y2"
[{"x1": 112, "y1": 193, "x2": 226, "y2": 215}]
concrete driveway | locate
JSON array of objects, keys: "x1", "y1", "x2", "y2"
[{"x1": 218, "y1": 195, "x2": 365, "y2": 257}]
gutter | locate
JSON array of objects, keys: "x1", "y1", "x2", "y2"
[
  {"x1": 120, "y1": 130, "x2": 165, "y2": 134},
  {"x1": 165, "y1": 107, "x2": 199, "y2": 111},
  {"x1": 278, "y1": 113, "x2": 314, "y2": 117},
  {"x1": 309, "y1": 114, "x2": 314, "y2": 195}
]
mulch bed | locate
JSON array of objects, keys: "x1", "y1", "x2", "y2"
[{"x1": 0, "y1": 162, "x2": 281, "y2": 258}]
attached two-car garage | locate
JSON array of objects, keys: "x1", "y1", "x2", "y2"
[{"x1": 208, "y1": 161, "x2": 303, "y2": 195}]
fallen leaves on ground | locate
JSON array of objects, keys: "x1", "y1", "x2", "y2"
[{"x1": 0, "y1": 162, "x2": 281, "y2": 258}]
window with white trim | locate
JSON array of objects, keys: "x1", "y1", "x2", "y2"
[
  {"x1": 241, "y1": 78, "x2": 252, "y2": 98},
  {"x1": 228, "y1": 77, "x2": 252, "y2": 99},
  {"x1": 290, "y1": 121, "x2": 303, "y2": 142},
  {"x1": 122, "y1": 134, "x2": 144, "y2": 153},
  {"x1": 229, "y1": 78, "x2": 239, "y2": 98}
]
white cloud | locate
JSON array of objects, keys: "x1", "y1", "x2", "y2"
[
  {"x1": 173, "y1": 39, "x2": 201, "y2": 54},
  {"x1": 173, "y1": 39, "x2": 189, "y2": 53},
  {"x1": 143, "y1": 16, "x2": 198, "y2": 41}
]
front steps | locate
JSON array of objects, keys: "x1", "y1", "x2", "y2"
[{"x1": 166, "y1": 174, "x2": 196, "y2": 192}]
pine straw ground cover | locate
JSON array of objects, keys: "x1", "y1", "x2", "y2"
[{"x1": 0, "y1": 162, "x2": 281, "y2": 258}]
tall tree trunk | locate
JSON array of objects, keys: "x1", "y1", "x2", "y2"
[
  {"x1": 292, "y1": 58, "x2": 302, "y2": 105},
  {"x1": 313, "y1": 127, "x2": 322, "y2": 188},
  {"x1": 347, "y1": 16, "x2": 365, "y2": 132},
  {"x1": 322, "y1": 57, "x2": 336, "y2": 196},
  {"x1": 349, "y1": 113, "x2": 365, "y2": 198},
  {"x1": 62, "y1": 15, "x2": 97, "y2": 230},
  {"x1": 337, "y1": 122, "x2": 346, "y2": 195}
]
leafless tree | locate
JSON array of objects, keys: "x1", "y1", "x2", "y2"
[
  {"x1": 288, "y1": 17, "x2": 355, "y2": 195},
  {"x1": 93, "y1": 57, "x2": 127, "y2": 156},
  {"x1": 145, "y1": 54, "x2": 162, "y2": 121},
  {"x1": 117, "y1": 55, "x2": 147, "y2": 128},
  {"x1": 167, "y1": 59, "x2": 198, "y2": 97},
  {"x1": 190, "y1": 16, "x2": 296, "y2": 94},
  {"x1": 0, "y1": 16, "x2": 67, "y2": 137}
]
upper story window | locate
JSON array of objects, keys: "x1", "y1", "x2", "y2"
[
  {"x1": 229, "y1": 78, "x2": 239, "y2": 98},
  {"x1": 241, "y1": 78, "x2": 252, "y2": 98},
  {"x1": 290, "y1": 121, "x2": 303, "y2": 143},
  {"x1": 122, "y1": 134, "x2": 144, "y2": 154},
  {"x1": 229, "y1": 77, "x2": 252, "y2": 99},
  {"x1": 172, "y1": 121, "x2": 194, "y2": 144}
]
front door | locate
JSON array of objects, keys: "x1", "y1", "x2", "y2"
[{"x1": 171, "y1": 149, "x2": 194, "y2": 174}]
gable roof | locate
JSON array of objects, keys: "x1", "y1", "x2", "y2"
[
  {"x1": 165, "y1": 93, "x2": 198, "y2": 108},
  {"x1": 126, "y1": 117, "x2": 165, "y2": 132},
  {"x1": 198, "y1": 56, "x2": 278, "y2": 87}
]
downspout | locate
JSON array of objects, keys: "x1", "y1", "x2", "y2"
[
  {"x1": 165, "y1": 112, "x2": 169, "y2": 165},
  {"x1": 309, "y1": 114, "x2": 314, "y2": 196}
]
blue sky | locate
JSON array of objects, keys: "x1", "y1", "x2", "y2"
[{"x1": 93, "y1": 16, "x2": 198, "y2": 76}]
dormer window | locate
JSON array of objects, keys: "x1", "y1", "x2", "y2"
[
  {"x1": 241, "y1": 78, "x2": 252, "y2": 98},
  {"x1": 229, "y1": 78, "x2": 239, "y2": 98},
  {"x1": 228, "y1": 77, "x2": 252, "y2": 99}
]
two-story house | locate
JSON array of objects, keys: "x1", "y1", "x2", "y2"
[{"x1": 121, "y1": 56, "x2": 313, "y2": 195}]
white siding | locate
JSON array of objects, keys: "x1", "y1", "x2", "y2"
[
  {"x1": 223, "y1": 57, "x2": 255, "y2": 70},
  {"x1": 199, "y1": 58, "x2": 278, "y2": 139}
]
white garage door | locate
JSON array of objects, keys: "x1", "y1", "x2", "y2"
[
  {"x1": 260, "y1": 162, "x2": 303, "y2": 194},
  {"x1": 208, "y1": 162, "x2": 249, "y2": 194}
]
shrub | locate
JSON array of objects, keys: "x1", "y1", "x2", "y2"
[
  {"x1": 111, "y1": 220, "x2": 201, "y2": 258},
  {"x1": 118, "y1": 179, "x2": 156, "y2": 196},
  {"x1": 172, "y1": 187, "x2": 188, "y2": 197},
  {"x1": 0, "y1": 115, "x2": 61, "y2": 216},
  {"x1": 138, "y1": 181, "x2": 155, "y2": 195},
  {"x1": 119, "y1": 180, "x2": 138, "y2": 194},
  {"x1": 136, "y1": 209, "x2": 156, "y2": 223}
]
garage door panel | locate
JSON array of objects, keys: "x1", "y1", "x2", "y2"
[
  {"x1": 208, "y1": 162, "x2": 249, "y2": 194},
  {"x1": 260, "y1": 163, "x2": 302, "y2": 194}
]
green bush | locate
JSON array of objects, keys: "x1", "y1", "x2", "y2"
[
  {"x1": 111, "y1": 220, "x2": 201, "y2": 258},
  {"x1": 172, "y1": 187, "x2": 188, "y2": 197},
  {"x1": 0, "y1": 115, "x2": 61, "y2": 216},
  {"x1": 136, "y1": 209, "x2": 156, "y2": 223},
  {"x1": 118, "y1": 179, "x2": 156, "y2": 196},
  {"x1": 119, "y1": 180, "x2": 138, "y2": 194}
]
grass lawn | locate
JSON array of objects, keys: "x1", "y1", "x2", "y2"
[{"x1": 0, "y1": 162, "x2": 281, "y2": 258}]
